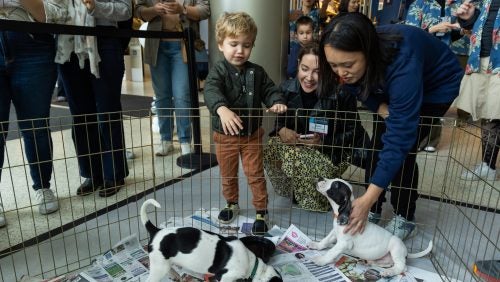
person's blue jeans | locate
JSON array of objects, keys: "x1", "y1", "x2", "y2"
[
  {"x1": 0, "y1": 31, "x2": 56, "y2": 190},
  {"x1": 150, "y1": 41, "x2": 192, "y2": 144},
  {"x1": 58, "y1": 36, "x2": 128, "y2": 182}
]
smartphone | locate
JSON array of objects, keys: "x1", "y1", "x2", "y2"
[{"x1": 299, "y1": 134, "x2": 315, "y2": 140}]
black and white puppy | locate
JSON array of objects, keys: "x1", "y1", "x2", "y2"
[
  {"x1": 141, "y1": 199, "x2": 283, "y2": 282},
  {"x1": 308, "y1": 178, "x2": 433, "y2": 277}
]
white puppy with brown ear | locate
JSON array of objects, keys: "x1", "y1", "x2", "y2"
[
  {"x1": 308, "y1": 178, "x2": 432, "y2": 277},
  {"x1": 141, "y1": 199, "x2": 283, "y2": 282}
]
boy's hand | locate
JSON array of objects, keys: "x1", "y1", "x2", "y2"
[
  {"x1": 217, "y1": 106, "x2": 244, "y2": 135},
  {"x1": 267, "y1": 104, "x2": 287, "y2": 114}
]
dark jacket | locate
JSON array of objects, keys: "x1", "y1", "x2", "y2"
[
  {"x1": 316, "y1": 85, "x2": 370, "y2": 168},
  {"x1": 204, "y1": 60, "x2": 286, "y2": 136},
  {"x1": 271, "y1": 78, "x2": 370, "y2": 168},
  {"x1": 362, "y1": 24, "x2": 462, "y2": 189}
]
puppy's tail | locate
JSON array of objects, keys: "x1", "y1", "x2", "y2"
[
  {"x1": 140, "y1": 199, "x2": 161, "y2": 236},
  {"x1": 407, "y1": 240, "x2": 433, "y2": 259}
]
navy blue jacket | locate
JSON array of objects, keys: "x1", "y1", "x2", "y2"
[{"x1": 363, "y1": 24, "x2": 463, "y2": 189}]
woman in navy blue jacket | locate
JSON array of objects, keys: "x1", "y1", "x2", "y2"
[{"x1": 318, "y1": 13, "x2": 464, "y2": 240}]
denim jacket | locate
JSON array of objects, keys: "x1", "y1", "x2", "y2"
[{"x1": 204, "y1": 60, "x2": 286, "y2": 136}]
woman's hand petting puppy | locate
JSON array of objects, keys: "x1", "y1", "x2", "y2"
[{"x1": 344, "y1": 184, "x2": 384, "y2": 235}]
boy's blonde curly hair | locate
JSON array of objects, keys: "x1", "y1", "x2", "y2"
[{"x1": 215, "y1": 12, "x2": 258, "y2": 45}]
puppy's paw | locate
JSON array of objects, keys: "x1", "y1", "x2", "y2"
[
  {"x1": 311, "y1": 255, "x2": 331, "y2": 266},
  {"x1": 307, "y1": 241, "x2": 322, "y2": 250},
  {"x1": 380, "y1": 270, "x2": 398, "y2": 277}
]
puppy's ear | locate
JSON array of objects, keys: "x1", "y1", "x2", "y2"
[
  {"x1": 269, "y1": 277, "x2": 283, "y2": 282},
  {"x1": 335, "y1": 181, "x2": 353, "y2": 225}
]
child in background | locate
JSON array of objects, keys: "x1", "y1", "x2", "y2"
[
  {"x1": 287, "y1": 16, "x2": 315, "y2": 79},
  {"x1": 204, "y1": 12, "x2": 287, "y2": 235}
]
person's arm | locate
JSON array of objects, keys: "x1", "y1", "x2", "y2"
[
  {"x1": 20, "y1": 0, "x2": 67, "y2": 23},
  {"x1": 19, "y1": 0, "x2": 45, "y2": 22},
  {"x1": 85, "y1": 0, "x2": 132, "y2": 21},
  {"x1": 318, "y1": 0, "x2": 331, "y2": 19},
  {"x1": 345, "y1": 57, "x2": 424, "y2": 235},
  {"x1": 135, "y1": 0, "x2": 165, "y2": 22},
  {"x1": 185, "y1": 0, "x2": 210, "y2": 22}
]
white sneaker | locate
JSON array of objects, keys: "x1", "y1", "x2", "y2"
[
  {"x1": 155, "y1": 141, "x2": 174, "y2": 156},
  {"x1": 181, "y1": 143, "x2": 192, "y2": 155},
  {"x1": 126, "y1": 150, "x2": 135, "y2": 160},
  {"x1": 385, "y1": 214, "x2": 417, "y2": 241},
  {"x1": 461, "y1": 162, "x2": 497, "y2": 181},
  {"x1": 35, "y1": 189, "x2": 59, "y2": 215},
  {"x1": 423, "y1": 146, "x2": 436, "y2": 153},
  {"x1": 0, "y1": 204, "x2": 6, "y2": 228},
  {"x1": 152, "y1": 116, "x2": 159, "y2": 133}
]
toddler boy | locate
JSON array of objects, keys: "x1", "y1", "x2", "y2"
[
  {"x1": 287, "y1": 15, "x2": 315, "y2": 78},
  {"x1": 204, "y1": 12, "x2": 287, "y2": 235}
]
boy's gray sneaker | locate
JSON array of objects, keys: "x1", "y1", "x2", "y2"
[
  {"x1": 218, "y1": 203, "x2": 240, "y2": 224},
  {"x1": 368, "y1": 212, "x2": 381, "y2": 225},
  {"x1": 35, "y1": 188, "x2": 59, "y2": 215},
  {"x1": 384, "y1": 214, "x2": 417, "y2": 240}
]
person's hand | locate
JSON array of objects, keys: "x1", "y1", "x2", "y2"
[
  {"x1": 428, "y1": 22, "x2": 457, "y2": 34},
  {"x1": 297, "y1": 133, "x2": 321, "y2": 147},
  {"x1": 267, "y1": 103, "x2": 287, "y2": 114},
  {"x1": 153, "y1": 2, "x2": 168, "y2": 15},
  {"x1": 455, "y1": 1, "x2": 476, "y2": 20},
  {"x1": 377, "y1": 103, "x2": 389, "y2": 119},
  {"x1": 217, "y1": 106, "x2": 244, "y2": 135},
  {"x1": 278, "y1": 127, "x2": 300, "y2": 144},
  {"x1": 81, "y1": 0, "x2": 95, "y2": 11},
  {"x1": 290, "y1": 9, "x2": 302, "y2": 21},
  {"x1": 343, "y1": 184, "x2": 383, "y2": 235},
  {"x1": 163, "y1": 1, "x2": 183, "y2": 14}
]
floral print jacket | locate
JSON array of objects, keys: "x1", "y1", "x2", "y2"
[
  {"x1": 464, "y1": 0, "x2": 500, "y2": 74},
  {"x1": 405, "y1": 0, "x2": 469, "y2": 55}
]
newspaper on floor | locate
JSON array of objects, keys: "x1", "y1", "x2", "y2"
[
  {"x1": 160, "y1": 208, "x2": 255, "y2": 237},
  {"x1": 334, "y1": 254, "x2": 460, "y2": 282},
  {"x1": 275, "y1": 224, "x2": 312, "y2": 253},
  {"x1": 28, "y1": 216, "x2": 459, "y2": 282},
  {"x1": 269, "y1": 250, "x2": 350, "y2": 282}
]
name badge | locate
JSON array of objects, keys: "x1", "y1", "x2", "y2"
[{"x1": 309, "y1": 117, "x2": 329, "y2": 135}]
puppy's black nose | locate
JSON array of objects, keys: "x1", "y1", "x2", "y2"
[{"x1": 317, "y1": 177, "x2": 325, "y2": 182}]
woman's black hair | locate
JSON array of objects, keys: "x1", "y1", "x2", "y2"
[
  {"x1": 297, "y1": 41, "x2": 319, "y2": 65},
  {"x1": 318, "y1": 12, "x2": 402, "y2": 100},
  {"x1": 338, "y1": 0, "x2": 355, "y2": 13}
]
